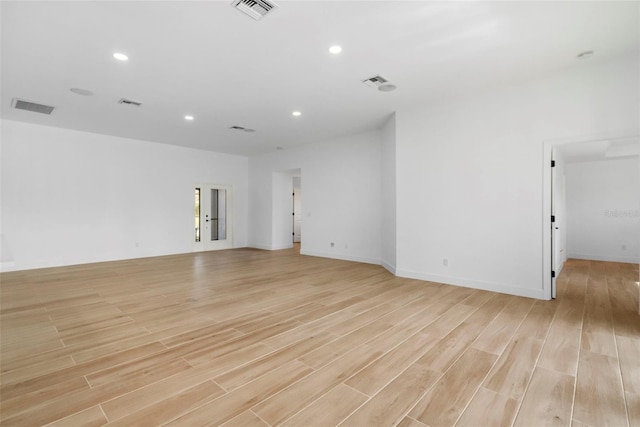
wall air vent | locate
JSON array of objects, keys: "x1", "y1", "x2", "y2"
[
  {"x1": 118, "y1": 98, "x2": 143, "y2": 107},
  {"x1": 362, "y1": 75, "x2": 397, "y2": 92},
  {"x1": 229, "y1": 125, "x2": 256, "y2": 133},
  {"x1": 12, "y1": 98, "x2": 55, "y2": 115},
  {"x1": 232, "y1": 0, "x2": 277, "y2": 21}
]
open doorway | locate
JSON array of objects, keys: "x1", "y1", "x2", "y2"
[
  {"x1": 272, "y1": 168, "x2": 302, "y2": 251},
  {"x1": 544, "y1": 133, "x2": 639, "y2": 301}
]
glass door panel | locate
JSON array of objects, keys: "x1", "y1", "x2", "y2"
[{"x1": 194, "y1": 185, "x2": 233, "y2": 251}]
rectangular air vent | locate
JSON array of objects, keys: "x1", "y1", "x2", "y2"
[
  {"x1": 232, "y1": 0, "x2": 277, "y2": 20},
  {"x1": 12, "y1": 98, "x2": 55, "y2": 115},
  {"x1": 362, "y1": 75, "x2": 388, "y2": 89},
  {"x1": 118, "y1": 98, "x2": 143, "y2": 107},
  {"x1": 229, "y1": 125, "x2": 256, "y2": 133}
]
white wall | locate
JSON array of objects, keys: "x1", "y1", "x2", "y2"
[
  {"x1": 395, "y1": 56, "x2": 639, "y2": 299},
  {"x1": 249, "y1": 131, "x2": 382, "y2": 265},
  {"x1": 566, "y1": 158, "x2": 640, "y2": 263},
  {"x1": 380, "y1": 114, "x2": 397, "y2": 273},
  {"x1": 0, "y1": 120, "x2": 248, "y2": 271}
]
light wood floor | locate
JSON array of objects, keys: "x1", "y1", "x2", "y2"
[{"x1": 1, "y1": 248, "x2": 638, "y2": 427}]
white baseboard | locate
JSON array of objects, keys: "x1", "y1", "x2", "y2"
[
  {"x1": 395, "y1": 268, "x2": 546, "y2": 300},
  {"x1": 300, "y1": 249, "x2": 381, "y2": 266},
  {"x1": 272, "y1": 243, "x2": 294, "y2": 250},
  {"x1": 299, "y1": 252, "x2": 545, "y2": 299},
  {"x1": 568, "y1": 253, "x2": 640, "y2": 264},
  {"x1": 556, "y1": 260, "x2": 565, "y2": 275},
  {"x1": 0, "y1": 261, "x2": 17, "y2": 273},
  {"x1": 248, "y1": 243, "x2": 271, "y2": 250},
  {"x1": 248, "y1": 243, "x2": 294, "y2": 251},
  {"x1": 381, "y1": 260, "x2": 396, "y2": 275}
]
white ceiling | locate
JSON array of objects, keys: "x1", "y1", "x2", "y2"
[{"x1": 2, "y1": 1, "x2": 638, "y2": 156}]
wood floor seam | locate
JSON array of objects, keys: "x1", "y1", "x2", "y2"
[
  {"x1": 384, "y1": 369, "x2": 445, "y2": 427},
  {"x1": 509, "y1": 296, "x2": 562, "y2": 425},
  {"x1": 569, "y1": 275, "x2": 588, "y2": 427},
  {"x1": 98, "y1": 404, "x2": 110, "y2": 423},
  {"x1": 250, "y1": 409, "x2": 272, "y2": 427},
  {"x1": 610, "y1": 317, "x2": 632, "y2": 427},
  {"x1": 449, "y1": 348, "x2": 505, "y2": 427}
]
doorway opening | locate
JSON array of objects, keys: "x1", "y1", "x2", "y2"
[
  {"x1": 272, "y1": 169, "x2": 301, "y2": 251},
  {"x1": 544, "y1": 131, "x2": 639, "y2": 300}
]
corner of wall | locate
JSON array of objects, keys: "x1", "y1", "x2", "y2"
[{"x1": 381, "y1": 259, "x2": 396, "y2": 275}]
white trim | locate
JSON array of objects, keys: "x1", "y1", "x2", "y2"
[
  {"x1": 396, "y1": 268, "x2": 545, "y2": 300},
  {"x1": 248, "y1": 243, "x2": 278, "y2": 251},
  {"x1": 272, "y1": 243, "x2": 294, "y2": 250},
  {"x1": 1, "y1": 250, "x2": 191, "y2": 273},
  {"x1": 381, "y1": 259, "x2": 396, "y2": 275},
  {"x1": 0, "y1": 262, "x2": 17, "y2": 272},
  {"x1": 542, "y1": 128, "x2": 640, "y2": 301},
  {"x1": 556, "y1": 259, "x2": 565, "y2": 276},
  {"x1": 248, "y1": 243, "x2": 293, "y2": 251},
  {"x1": 568, "y1": 253, "x2": 640, "y2": 264},
  {"x1": 300, "y1": 249, "x2": 381, "y2": 266}
]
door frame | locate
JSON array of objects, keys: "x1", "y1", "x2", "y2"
[
  {"x1": 292, "y1": 175, "x2": 302, "y2": 243},
  {"x1": 550, "y1": 146, "x2": 557, "y2": 299}
]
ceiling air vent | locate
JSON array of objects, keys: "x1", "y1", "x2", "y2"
[
  {"x1": 362, "y1": 75, "x2": 397, "y2": 92},
  {"x1": 12, "y1": 98, "x2": 55, "y2": 115},
  {"x1": 232, "y1": 0, "x2": 277, "y2": 21},
  {"x1": 362, "y1": 75, "x2": 388, "y2": 88},
  {"x1": 118, "y1": 98, "x2": 143, "y2": 107},
  {"x1": 229, "y1": 125, "x2": 256, "y2": 133}
]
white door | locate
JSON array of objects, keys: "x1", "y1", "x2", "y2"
[{"x1": 194, "y1": 184, "x2": 233, "y2": 251}]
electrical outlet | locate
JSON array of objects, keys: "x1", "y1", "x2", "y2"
[
  {"x1": 443, "y1": 258, "x2": 448, "y2": 267},
  {"x1": 621, "y1": 244, "x2": 627, "y2": 251}
]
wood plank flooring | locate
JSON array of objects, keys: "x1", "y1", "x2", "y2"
[{"x1": 1, "y1": 248, "x2": 638, "y2": 426}]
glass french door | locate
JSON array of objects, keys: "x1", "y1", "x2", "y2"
[{"x1": 194, "y1": 184, "x2": 233, "y2": 251}]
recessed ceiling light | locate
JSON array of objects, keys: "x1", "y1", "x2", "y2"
[
  {"x1": 113, "y1": 52, "x2": 128, "y2": 61},
  {"x1": 69, "y1": 88, "x2": 93, "y2": 96},
  {"x1": 292, "y1": 111, "x2": 302, "y2": 117},
  {"x1": 329, "y1": 45, "x2": 342, "y2": 54},
  {"x1": 184, "y1": 115, "x2": 194, "y2": 121},
  {"x1": 577, "y1": 50, "x2": 594, "y2": 60}
]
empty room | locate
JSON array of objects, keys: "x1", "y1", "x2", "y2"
[{"x1": 1, "y1": 1, "x2": 639, "y2": 426}]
